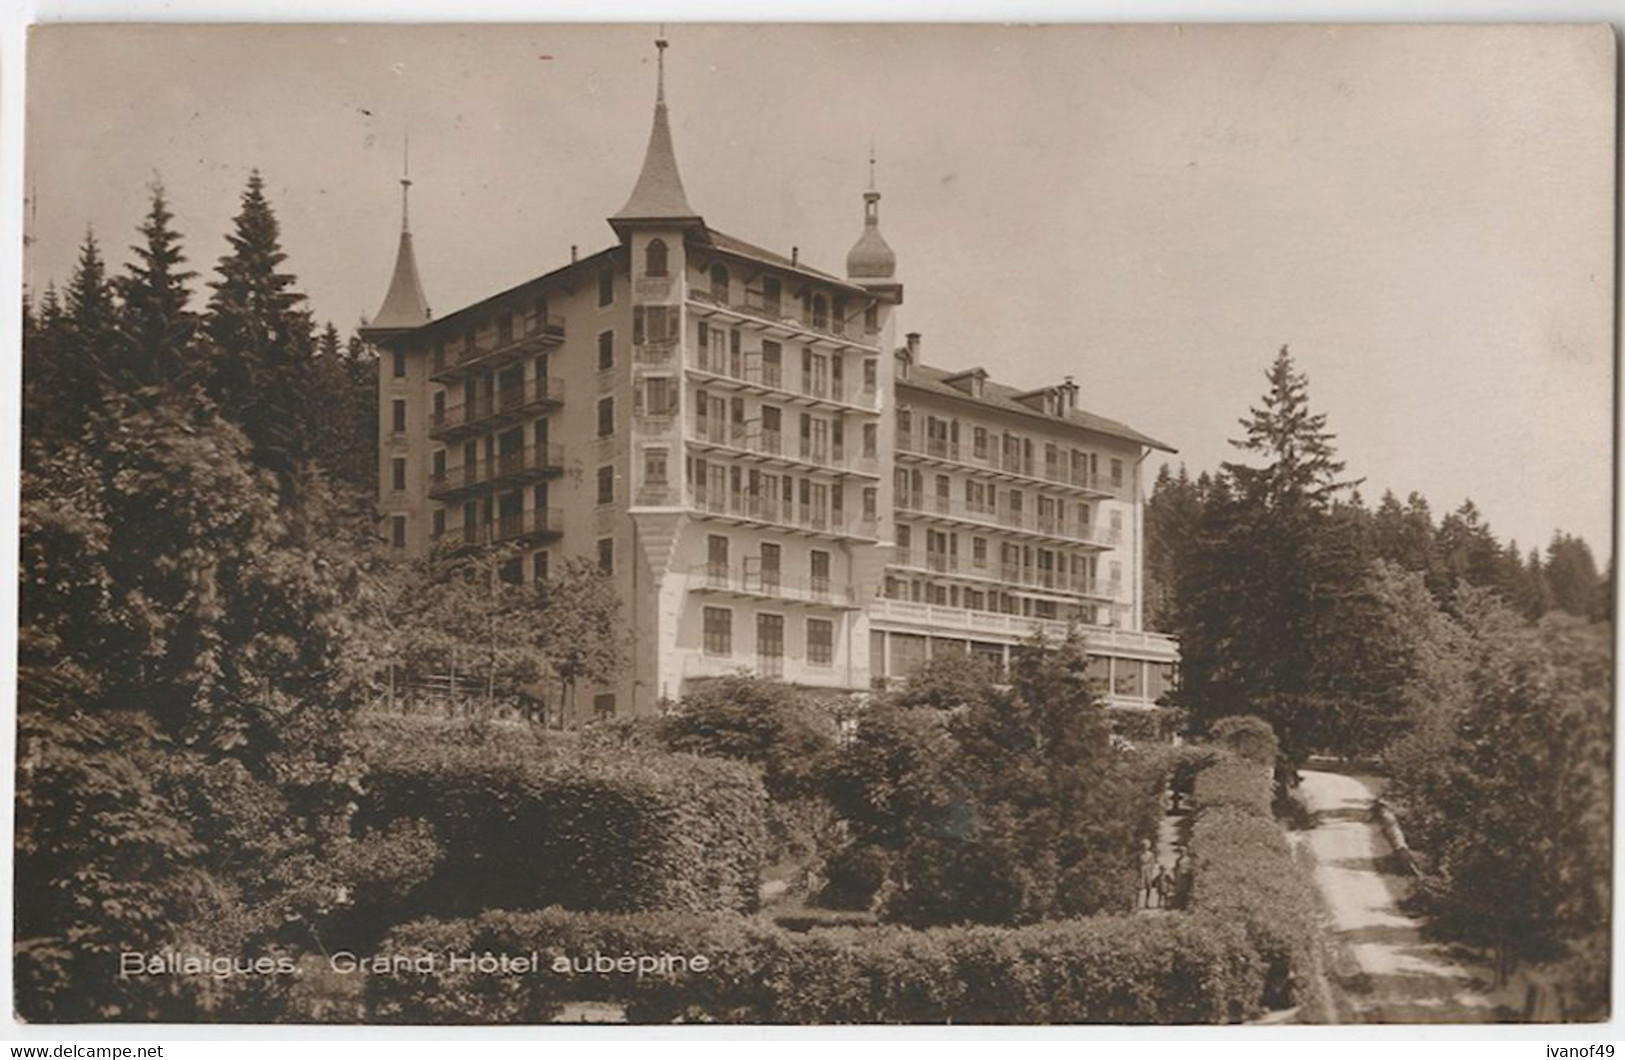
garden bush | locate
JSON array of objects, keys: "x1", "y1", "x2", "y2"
[
  {"x1": 1187, "y1": 749, "x2": 1322, "y2": 1010},
  {"x1": 366, "y1": 907, "x2": 1265, "y2": 1024},
  {"x1": 355, "y1": 722, "x2": 769, "y2": 920},
  {"x1": 1207, "y1": 714, "x2": 1280, "y2": 767}
]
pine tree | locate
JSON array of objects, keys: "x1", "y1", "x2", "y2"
[
  {"x1": 114, "y1": 184, "x2": 199, "y2": 389},
  {"x1": 205, "y1": 170, "x2": 316, "y2": 479},
  {"x1": 1225, "y1": 345, "x2": 1357, "y2": 508},
  {"x1": 1545, "y1": 533, "x2": 1602, "y2": 619}
]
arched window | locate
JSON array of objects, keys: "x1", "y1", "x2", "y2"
[
  {"x1": 645, "y1": 238, "x2": 668, "y2": 278},
  {"x1": 709, "y1": 263, "x2": 730, "y2": 304}
]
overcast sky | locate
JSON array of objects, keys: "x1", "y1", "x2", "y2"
[{"x1": 25, "y1": 22, "x2": 1615, "y2": 558}]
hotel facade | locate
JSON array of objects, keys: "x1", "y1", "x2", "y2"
[{"x1": 363, "y1": 43, "x2": 1180, "y2": 723}]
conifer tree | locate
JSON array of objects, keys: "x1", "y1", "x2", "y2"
[
  {"x1": 1176, "y1": 346, "x2": 1378, "y2": 761},
  {"x1": 114, "y1": 184, "x2": 198, "y2": 389},
  {"x1": 205, "y1": 170, "x2": 316, "y2": 479}
]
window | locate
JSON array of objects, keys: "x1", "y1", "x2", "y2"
[
  {"x1": 497, "y1": 311, "x2": 514, "y2": 345},
  {"x1": 594, "y1": 693, "x2": 617, "y2": 719},
  {"x1": 598, "y1": 267, "x2": 615, "y2": 307},
  {"x1": 390, "y1": 515, "x2": 406, "y2": 549},
  {"x1": 644, "y1": 238, "x2": 668, "y2": 277},
  {"x1": 973, "y1": 537, "x2": 988, "y2": 568},
  {"x1": 703, "y1": 606, "x2": 733, "y2": 656},
  {"x1": 863, "y1": 358, "x2": 877, "y2": 395},
  {"x1": 864, "y1": 304, "x2": 879, "y2": 334},
  {"x1": 807, "y1": 618, "x2": 834, "y2": 666},
  {"x1": 391, "y1": 457, "x2": 407, "y2": 492},
  {"x1": 392, "y1": 348, "x2": 406, "y2": 378},
  {"x1": 597, "y1": 397, "x2": 615, "y2": 437},
  {"x1": 862, "y1": 487, "x2": 877, "y2": 522},
  {"x1": 810, "y1": 550, "x2": 831, "y2": 594},
  {"x1": 597, "y1": 537, "x2": 615, "y2": 574},
  {"x1": 643, "y1": 447, "x2": 669, "y2": 487},
  {"x1": 533, "y1": 550, "x2": 550, "y2": 581},
  {"x1": 432, "y1": 449, "x2": 446, "y2": 480},
  {"x1": 758, "y1": 613, "x2": 784, "y2": 674},
  {"x1": 862, "y1": 423, "x2": 877, "y2": 459},
  {"x1": 1110, "y1": 458, "x2": 1124, "y2": 489},
  {"x1": 597, "y1": 465, "x2": 615, "y2": 505},
  {"x1": 709, "y1": 264, "x2": 730, "y2": 303},
  {"x1": 641, "y1": 376, "x2": 674, "y2": 416},
  {"x1": 634, "y1": 305, "x2": 676, "y2": 345},
  {"x1": 598, "y1": 330, "x2": 615, "y2": 371},
  {"x1": 432, "y1": 508, "x2": 445, "y2": 539},
  {"x1": 391, "y1": 399, "x2": 406, "y2": 433}
]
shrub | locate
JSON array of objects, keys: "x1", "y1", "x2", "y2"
[
  {"x1": 1190, "y1": 755, "x2": 1273, "y2": 817},
  {"x1": 660, "y1": 675, "x2": 839, "y2": 802},
  {"x1": 356, "y1": 723, "x2": 768, "y2": 919},
  {"x1": 818, "y1": 843, "x2": 893, "y2": 911},
  {"x1": 367, "y1": 907, "x2": 1265, "y2": 1024},
  {"x1": 1208, "y1": 715, "x2": 1280, "y2": 767},
  {"x1": 1187, "y1": 750, "x2": 1322, "y2": 1010}
]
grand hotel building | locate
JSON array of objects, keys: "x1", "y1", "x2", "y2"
[{"x1": 363, "y1": 42, "x2": 1180, "y2": 723}]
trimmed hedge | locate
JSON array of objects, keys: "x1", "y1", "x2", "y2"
[
  {"x1": 356, "y1": 722, "x2": 769, "y2": 919},
  {"x1": 365, "y1": 907, "x2": 1266, "y2": 1024},
  {"x1": 1187, "y1": 752, "x2": 1321, "y2": 1011}
]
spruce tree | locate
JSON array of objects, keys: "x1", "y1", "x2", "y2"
[
  {"x1": 1177, "y1": 346, "x2": 1377, "y2": 761},
  {"x1": 205, "y1": 170, "x2": 316, "y2": 479},
  {"x1": 30, "y1": 233, "x2": 117, "y2": 443},
  {"x1": 114, "y1": 184, "x2": 198, "y2": 389}
]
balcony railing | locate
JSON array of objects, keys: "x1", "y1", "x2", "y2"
[
  {"x1": 689, "y1": 419, "x2": 874, "y2": 477},
  {"x1": 896, "y1": 492, "x2": 1121, "y2": 546},
  {"x1": 889, "y1": 549, "x2": 1120, "y2": 599},
  {"x1": 433, "y1": 507, "x2": 564, "y2": 549},
  {"x1": 689, "y1": 487, "x2": 872, "y2": 540},
  {"x1": 690, "y1": 347, "x2": 876, "y2": 412},
  {"x1": 429, "y1": 444, "x2": 566, "y2": 499},
  {"x1": 689, "y1": 562, "x2": 857, "y2": 608},
  {"x1": 896, "y1": 430, "x2": 1115, "y2": 495},
  {"x1": 431, "y1": 314, "x2": 566, "y2": 378},
  {"x1": 431, "y1": 377, "x2": 564, "y2": 438}
]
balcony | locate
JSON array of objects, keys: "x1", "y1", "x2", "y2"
[
  {"x1": 896, "y1": 431, "x2": 1116, "y2": 498},
  {"x1": 896, "y1": 493, "x2": 1121, "y2": 548},
  {"x1": 429, "y1": 444, "x2": 566, "y2": 501},
  {"x1": 687, "y1": 419, "x2": 879, "y2": 479},
  {"x1": 634, "y1": 340, "x2": 677, "y2": 367},
  {"x1": 430, "y1": 314, "x2": 566, "y2": 382},
  {"x1": 889, "y1": 549, "x2": 1121, "y2": 601},
  {"x1": 430, "y1": 377, "x2": 564, "y2": 441},
  {"x1": 688, "y1": 288, "x2": 877, "y2": 353},
  {"x1": 689, "y1": 487, "x2": 875, "y2": 542},
  {"x1": 433, "y1": 507, "x2": 564, "y2": 550},
  {"x1": 688, "y1": 562, "x2": 860, "y2": 610},
  {"x1": 688, "y1": 348, "x2": 878, "y2": 414}
]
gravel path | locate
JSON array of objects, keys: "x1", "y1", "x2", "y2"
[{"x1": 1296, "y1": 768, "x2": 1500, "y2": 1023}]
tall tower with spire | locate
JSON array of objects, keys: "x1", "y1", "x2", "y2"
[
  {"x1": 361, "y1": 137, "x2": 433, "y2": 342},
  {"x1": 610, "y1": 35, "x2": 704, "y2": 238}
]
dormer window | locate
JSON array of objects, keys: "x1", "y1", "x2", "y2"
[
  {"x1": 645, "y1": 238, "x2": 668, "y2": 278},
  {"x1": 895, "y1": 349, "x2": 911, "y2": 381}
]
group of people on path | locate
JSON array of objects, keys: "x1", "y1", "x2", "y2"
[{"x1": 1137, "y1": 838, "x2": 1192, "y2": 911}]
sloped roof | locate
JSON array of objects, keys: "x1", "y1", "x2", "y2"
[
  {"x1": 902, "y1": 362, "x2": 1177, "y2": 453},
  {"x1": 699, "y1": 227, "x2": 874, "y2": 295},
  {"x1": 612, "y1": 95, "x2": 702, "y2": 227},
  {"x1": 370, "y1": 228, "x2": 431, "y2": 330}
]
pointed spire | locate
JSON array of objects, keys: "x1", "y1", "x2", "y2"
[
  {"x1": 610, "y1": 33, "x2": 703, "y2": 236},
  {"x1": 846, "y1": 144, "x2": 897, "y2": 281},
  {"x1": 365, "y1": 132, "x2": 432, "y2": 334}
]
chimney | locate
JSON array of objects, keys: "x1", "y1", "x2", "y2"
[
  {"x1": 571, "y1": 245, "x2": 579, "y2": 264},
  {"x1": 906, "y1": 332, "x2": 921, "y2": 362},
  {"x1": 1062, "y1": 374, "x2": 1078, "y2": 411},
  {"x1": 791, "y1": 246, "x2": 800, "y2": 267}
]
